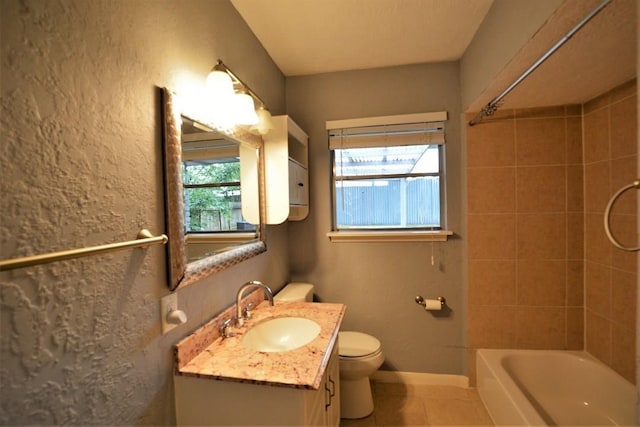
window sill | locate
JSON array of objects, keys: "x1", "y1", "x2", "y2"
[
  {"x1": 186, "y1": 233, "x2": 257, "y2": 244},
  {"x1": 326, "y1": 230, "x2": 453, "y2": 243}
]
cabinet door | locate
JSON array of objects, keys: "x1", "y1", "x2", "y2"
[
  {"x1": 306, "y1": 386, "x2": 326, "y2": 426},
  {"x1": 325, "y1": 348, "x2": 341, "y2": 426},
  {"x1": 288, "y1": 159, "x2": 308, "y2": 206}
]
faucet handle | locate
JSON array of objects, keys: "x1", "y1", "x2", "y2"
[
  {"x1": 220, "y1": 319, "x2": 235, "y2": 338},
  {"x1": 243, "y1": 302, "x2": 255, "y2": 319}
]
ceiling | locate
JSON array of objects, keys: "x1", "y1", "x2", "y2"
[
  {"x1": 231, "y1": 0, "x2": 637, "y2": 110},
  {"x1": 230, "y1": 0, "x2": 494, "y2": 76}
]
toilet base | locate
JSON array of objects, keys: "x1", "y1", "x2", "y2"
[{"x1": 339, "y1": 377, "x2": 374, "y2": 419}]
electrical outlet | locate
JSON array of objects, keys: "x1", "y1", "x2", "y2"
[{"x1": 161, "y1": 293, "x2": 181, "y2": 334}]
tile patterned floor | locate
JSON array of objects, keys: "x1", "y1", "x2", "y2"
[{"x1": 340, "y1": 382, "x2": 494, "y2": 426}]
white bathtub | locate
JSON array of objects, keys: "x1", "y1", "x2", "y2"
[{"x1": 476, "y1": 349, "x2": 636, "y2": 426}]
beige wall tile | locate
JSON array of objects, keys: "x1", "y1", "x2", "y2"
[
  {"x1": 611, "y1": 269, "x2": 637, "y2": 329},
  {"x1": 586, "y1": 311, "x2": 612, "y2": 364},
  {"x1": 610, "y1": 156, "x2": 638, "y2": 214},
  {"x1": 612, "y1": 324, "x2": 636, "y2": 384},
  {"x1": 468, "y1": 260, "x2": 517, "y2": 305},
  {"x1": 516, "y1": 165, "x2": 566, "y2": 212},
  {"x1": 566, "y1": 116, "x2": 583, "y2": 164},
  {"x1": 515, "y1": 307, "x2": 566, "y2": 349},
  {"x1": 467, "y1": 167, "x2": 515, "y2": 213},
  {"x1": 566, "y1": 307, "x2": 584, "y2": 350},
  {"x1": 584, "y1": 160, "x2": 611, "y2": 213},
  {"x1": 585, "y1": 261, "x2": 612, "y2": 318},
  {"x1": 516, "y1": 118, "x2": 566, "y2": 165},
  {"x1": 468, "y1": 305, "x2": 517, "y2": 348},
  {"x1": 610, "y1": 214, "x2": 638, "y2": 272},
  {"x1": 566, "y1": 165, "x2": 584, "y2": 212},
  {"x1": 515, "y1": 106, "x2": 566, "y2": 119},
  {"x1": 517, "y1": 213, "x2": 566, "y2": 259},
  {"x1": 517, "y1": 259, "x2": 566, "y2": 306},
  {"x1": 566, "y1": 213, "x2": 584, "y2": 260},
  {"x1": 610, "y1": 96, "x2": 637, "y2": 158},
  {"x1": 466, "y1": 118, "x2": 515, "y2": 167},
  {"x1": 566, "y1": 260, "x2": 584, "y2": 306},
  {"x1": 467, "y1": 349, "x2": 477, "y2": 387},
  {"x1": 585, "y1": 213, "x2": 613, "y2": 264},
  {"x1": 583, "y1": 107, "x2": 610, "y2": 163},
  {"x1": 467, "y1": 85, "x2": 636, "y2": 377},
  {"x1": 468, "y1": 214, "x2": 516, "y2": 259}
]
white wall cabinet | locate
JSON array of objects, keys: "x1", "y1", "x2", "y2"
[
  {"x1": 174, "y1": 343, "x2": 340, "y2": 426},
  {"x1": 264, "y1": 115, "x2": 309, "y2": 223}
]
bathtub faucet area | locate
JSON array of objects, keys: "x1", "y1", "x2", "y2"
[{"x1": 235, "y1": 281, "x2": 274, "y2": 326}]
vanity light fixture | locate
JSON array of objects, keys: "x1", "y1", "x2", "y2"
[{"x1": 205, "y1": 60, "x2": 273, "y2": 135}]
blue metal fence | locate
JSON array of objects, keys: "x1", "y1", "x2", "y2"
[{"x1": 336, "y1": 177, "x2": 440, "y2": 228}]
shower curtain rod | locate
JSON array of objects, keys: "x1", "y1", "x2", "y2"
[{"x1": 468, "y1": 0, "x2": 611, "y2": 126}]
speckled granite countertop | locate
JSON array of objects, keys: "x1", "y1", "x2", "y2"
[{"x1": 175, "y1": 301, "x2": 346, "y2": 390}]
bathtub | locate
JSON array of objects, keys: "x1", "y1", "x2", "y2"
[{"x1": 476, "y1": 349, "x2": 636, "y2": 426}]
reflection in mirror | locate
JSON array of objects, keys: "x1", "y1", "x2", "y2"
[
  {"x1": 162, "y1": 88, "x2": 266, "y2": 291},
  {"x1": 181, "y1": 117, "x2": 257, "y2": 262}
]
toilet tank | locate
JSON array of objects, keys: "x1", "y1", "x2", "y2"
[{"x1": 273, "y1": 282, "x2": 314, "y2": 302}]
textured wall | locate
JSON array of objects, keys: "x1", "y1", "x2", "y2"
[
  {"x1": 285, "y1": 63, "x2": 467, "y2": 375},
  {"x1": 0, "y1": 0, "x2": 287, "y2": 424}
]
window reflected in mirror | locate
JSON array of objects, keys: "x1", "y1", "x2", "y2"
[{"x1": 180, "y1": 116, "x2": 259, "y2": 263}]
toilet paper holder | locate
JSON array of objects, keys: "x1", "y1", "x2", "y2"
[{"x1": 414, "y1": 295, "x2": 446, "y2": 310}]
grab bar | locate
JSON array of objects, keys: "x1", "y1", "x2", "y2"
[
  {"x1": 0, "y1": 229, "x2": 168, "y2": 271},
  {"x1": 603, "y1": 180, "x2": 640, "y2": 252}
]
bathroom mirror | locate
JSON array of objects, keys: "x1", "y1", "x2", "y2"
[{"x1": 162, "y1": 88, "x2": 266, "y2": 290}]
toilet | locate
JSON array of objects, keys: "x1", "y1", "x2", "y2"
[
  {"x1": 337, "y1": 331, "x2": 384, "y2": 419},
  {"x1": 274, "y1": 282, "x2": 384, "y2": 419}
]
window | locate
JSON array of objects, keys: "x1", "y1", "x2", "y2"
[{"x1": 327, "y1": 112, "x2": 451, "y2": 242}]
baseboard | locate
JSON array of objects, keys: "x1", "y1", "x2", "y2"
[{"x1": 371, "y1": 370, "x2": 469, "y2": 388}]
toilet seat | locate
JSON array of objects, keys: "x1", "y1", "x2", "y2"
[{"x1": 339, "y1": 331, "x2": 381, "y2": 358}]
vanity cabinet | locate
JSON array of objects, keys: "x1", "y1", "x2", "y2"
[
  {"x1": 264, "y1": 115, "x2": 309, "y2": 223},
  {"x1": 174, "y1": 341, "x2": 340, "y2": 426}
]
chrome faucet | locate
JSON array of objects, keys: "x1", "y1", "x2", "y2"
[{"x1": 235, "y1": 280, "x2": 274, "y2": 327}]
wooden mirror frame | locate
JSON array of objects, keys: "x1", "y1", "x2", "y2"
[{"x1": 162, "y1": 88, "x2": 266, "y2": 290}]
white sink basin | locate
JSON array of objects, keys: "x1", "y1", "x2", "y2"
[{"x1": 242, "y1": 317, "x2": 321, "y2": 352}]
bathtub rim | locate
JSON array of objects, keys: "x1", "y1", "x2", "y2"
[
  {"x1": 476, "y1": 348, "x2": 637, "y2": 426},
  {"x1": 477, "y1": 348, "x2": 547, "y2": 425}
]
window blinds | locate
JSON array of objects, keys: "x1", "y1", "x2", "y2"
[{"x1": 327, "y1": 111, "x2": 447, "y2": 150}]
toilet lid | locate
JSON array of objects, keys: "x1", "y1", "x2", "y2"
[{"x1": 338, "y1": 331, "x2": 381, "y2": 357}]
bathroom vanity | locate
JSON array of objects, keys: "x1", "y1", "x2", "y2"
[{"x1": 173, "y1": 299, "x2": 345, "y2": 426}]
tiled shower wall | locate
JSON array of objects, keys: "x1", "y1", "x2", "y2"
[
  {"x1": 583, "y1": 80, "x2": 637, "y2": 383},
  {"x1": 466, "y1": 105, "x2": 585, "y2": 382},
  {"x1": 466, "y1": 80, "x2": 637, "y2": 384}
]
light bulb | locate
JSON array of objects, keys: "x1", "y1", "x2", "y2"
[
  {"x1": 205, "y1": 70, "x2": 234, "y2": 99},
  {"x1": 253, "y1": 107, "x2": 274, "y2": 135},
  {"x1": 205, "y1": 70, "x2": 236, "y2": 129},
  {"x1": 234, "y1": 93, "x2": 259, "y2": 125}
]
